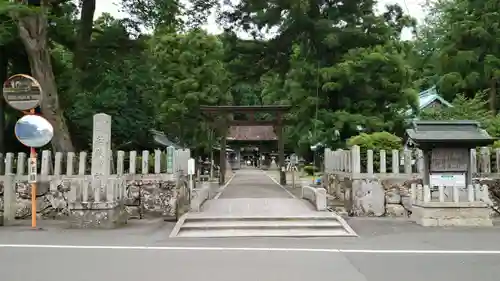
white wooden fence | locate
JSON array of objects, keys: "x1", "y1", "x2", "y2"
[{"x1": 325, "y1": 146, "x2": 499, "y2": 175}]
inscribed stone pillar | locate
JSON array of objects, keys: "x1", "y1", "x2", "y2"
[
  {"x1": 91, "y1": 113, "x2": 112, "y2": 176},
  {"x1": 68, "y1": 113, "x2": 128, "y2": 228}
]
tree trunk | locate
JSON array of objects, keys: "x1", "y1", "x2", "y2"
[
  {"x1": 16, "y1": 10, "x2": 75, "y2": 152},
  {"x1": 73, "y1": 0, "x2": 96, "y2": 71},
  {"x1": 0, "y1": 46, "x2": 7, "y2": 153}
]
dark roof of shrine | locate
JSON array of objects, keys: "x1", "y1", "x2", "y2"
[
  {"x1": 405, "y1": 120, "x2": 494, "y2": 146},
  {"x1": 150, "y1": 129, "x2": 182, "y2": 149},
  {"x1": 227, "y1": 126, "x2": 277, "y2": 141}
]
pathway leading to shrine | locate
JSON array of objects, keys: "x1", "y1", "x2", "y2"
[
  {"x1": 169, "y1": 168, "x2": 357, "y2": 237},
  {"x1": 216, "y1": 168, "x2": 295, "y2": 199}
]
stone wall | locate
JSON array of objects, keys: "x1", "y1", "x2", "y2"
[
  {"x1": 0, "y1": 174, "x2": 188, "y2": 224},
  {"x1": 324, "y1": 146, "x2": 500, "y2": 217},
  {"x1": 0, "y1": 178, "x2": 70, "y2": 222},
  {"x1": 473, "y1": 177, "x2": 500, "y2": 215},
  {"x1": 325, "y1": 173, "x2": 500, "y2": 217},
  {"x1": 124, "y1": 175, "x2": 188, "y2": 219}
]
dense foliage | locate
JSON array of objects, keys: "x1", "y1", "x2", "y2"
[
  {"x1": 0, "y1": 0, "x2": 499, "y2": 155},
  {"x1": 347, "y1": 132, "x2": 402, "y2": 151}
]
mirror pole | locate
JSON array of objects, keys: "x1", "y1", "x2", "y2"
[
  {"x1": 30, "y1": 146, "x2": 36, "y2": 229},
  {"x1": 29, "y1": 108, "x2": 37, "y2": 229}
]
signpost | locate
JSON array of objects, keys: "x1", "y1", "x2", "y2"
[
  {"x1": 28, "y1": 157, "x2": 37, "y2": 184},
  {"x1": 3, "y1": 74, "x2": 42, "y2": 111},
  {"x1": 430, "y1": 173, "x2": 466, "y2": 187},
  {"x1": 3, "y1": 74, "x2": 53, "y2": 229}
]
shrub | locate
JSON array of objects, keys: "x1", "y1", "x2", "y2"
[
  {"x1": 492, "y1": 140, "x2": 500, "y2": 149},
  {"x1": 346, "y1": 132, "x2": 403, "y2": 172},
  {"x1": 303, "y1": 165, "x2": 317, "y2": 176},
  {"x1": 347, "y1": 132, "x2": 402, "y2": 150}
]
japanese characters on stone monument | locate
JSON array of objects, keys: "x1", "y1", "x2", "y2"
[{"x1": 91, "y1": 113, "x2": 112, "y2": 176}]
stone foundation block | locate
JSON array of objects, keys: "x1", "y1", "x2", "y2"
[
  {"x1": 302, "y1": 186, "x2": 327, "y2": 211},
  {"x1": 385, "y1": 204, "x2": 407, "y2": 217},
  {"x1": 190, "y1": 184, "x2": 211, "y2": 212},
  {"x1": 411, "y1": 205, "x2": 493, "y2": 227},
  {"x1": 68, "y1": 203, "x2": 129, "y2": 229}
]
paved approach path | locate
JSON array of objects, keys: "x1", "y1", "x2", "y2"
[
  {"x1": 206, "y1": 168, "x2": 316, "y2": 217},
  {"x1": 217, "y1": 168, "x2": 295, "y2": 199}
]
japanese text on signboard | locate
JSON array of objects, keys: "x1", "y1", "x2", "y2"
[{"x1": 430, "y1": 148, "x2": 468, "y2": 172}]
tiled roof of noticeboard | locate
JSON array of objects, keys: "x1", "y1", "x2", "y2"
[{"x1": 405, "y1": 120, "x2": 494, "y2": 142}]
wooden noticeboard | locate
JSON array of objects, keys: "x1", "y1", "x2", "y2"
[{"x1": 430, "y1": 148, "x2": 468, "y2": 172}]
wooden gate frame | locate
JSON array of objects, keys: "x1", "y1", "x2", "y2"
[{"x1": 200, "y1": 105, "x2": 291, "y2": 185}]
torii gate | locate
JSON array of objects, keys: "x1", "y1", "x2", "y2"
[{"x1": 200, "y1": 105, "x2": 291, "y2": 185}]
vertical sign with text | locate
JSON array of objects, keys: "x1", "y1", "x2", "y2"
[
  {"x1": 166, "y1": 146, "x2": 174, "y2": 174},
  {"x1": 28, "y1": 158, "x2": 37, "y2": 183}
]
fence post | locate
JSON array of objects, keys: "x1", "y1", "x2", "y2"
[
  {"x1": 350, "y1": 145, "x2": 361, "y2": 175},
  {"x1": 480, "y1": 147, "x2": 490, "y2": 174},
  {"x1": 366, "y1": 149, "x2": 373, "y2": 174},
  {"x1": 391, "y1": 149, "x2": 399, "y2": 174},
  {"x1": 470, "y1": 149, "x2": 477, "y2": 174},
  {"x1": 379, "y1": 150, "x2": 386, "y2": 173},
  {"x1": 2, "y1": 175, "x2": 16, "y2": 224},
  {"x1": 403, "y1": 149, "x2": 412, "y2": 174},
  {"x1": 142, "y1": 150, "x2": 149, "y2": 174}
]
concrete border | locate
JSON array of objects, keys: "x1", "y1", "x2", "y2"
[
  {"x1": 190, "y1": 185, "x2": 211, "y2": 212},
  {"x1": 302, "y1": 186, "x2": 327, "y2": 211},
  {"x1": 213, "y1": 173, "x2": 236, "y2": 199},
  {"x1": 264, "y1": 170, "x2": 297, "y2": 199},
  {"x1": 169, "y1": 213, "x2": 188, "y2": 237},
  {"x1": 332, "y1": 213, "x2": 358, "y2": 236}
]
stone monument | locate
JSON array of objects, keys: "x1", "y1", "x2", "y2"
[
  {"x1": 67, "y1": 113, "x2": 128, "y2": 228},
  {"x1": 406, "y1": 120, "x2": 494, "y2": 226}
]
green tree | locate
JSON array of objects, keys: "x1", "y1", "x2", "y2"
[
  {"x1": 235, "y1": 0, "x2": 419, "y2": 152},
  {"x1": 147, "y1": 29, "x2": 231, "y2": 149},
  {"x1": 414, "y1": 0, "x2": 500, "y2": 113}
]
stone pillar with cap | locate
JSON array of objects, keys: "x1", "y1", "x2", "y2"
[{"x1": 67, "y1": 113, "x2": 128, "y2": 228}]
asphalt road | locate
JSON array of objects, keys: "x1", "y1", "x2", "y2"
[
  {"x1": 3, "y1": 246, "x2": 499, "y2": 281},
  {"x1": 1, "y1": 218, "x2": 500, "y2": 281}
]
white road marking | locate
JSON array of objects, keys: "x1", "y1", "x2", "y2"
[
  {"x1": 264, "y1": 171, "x2": 297, "y2": 199},
  {"x1": 1, "y1": 244, "x2": 499, "y2": 254},
  {"x1": 213, "y1": 173, "x2": 236, "y2": 199}
]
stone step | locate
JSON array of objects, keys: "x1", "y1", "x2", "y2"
[
  {"x1": 181, "y1": 219, "x2": 343, "y2": 229},
  {"x1": 176, "y1": 228, "x2": 352, "y2": 238},
  {"x1": 185, "y1": 215, "x2": 341, "y2": 221},
  {"x1": 171, "y1": 215, "x2": 357, "y2": 238}
]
